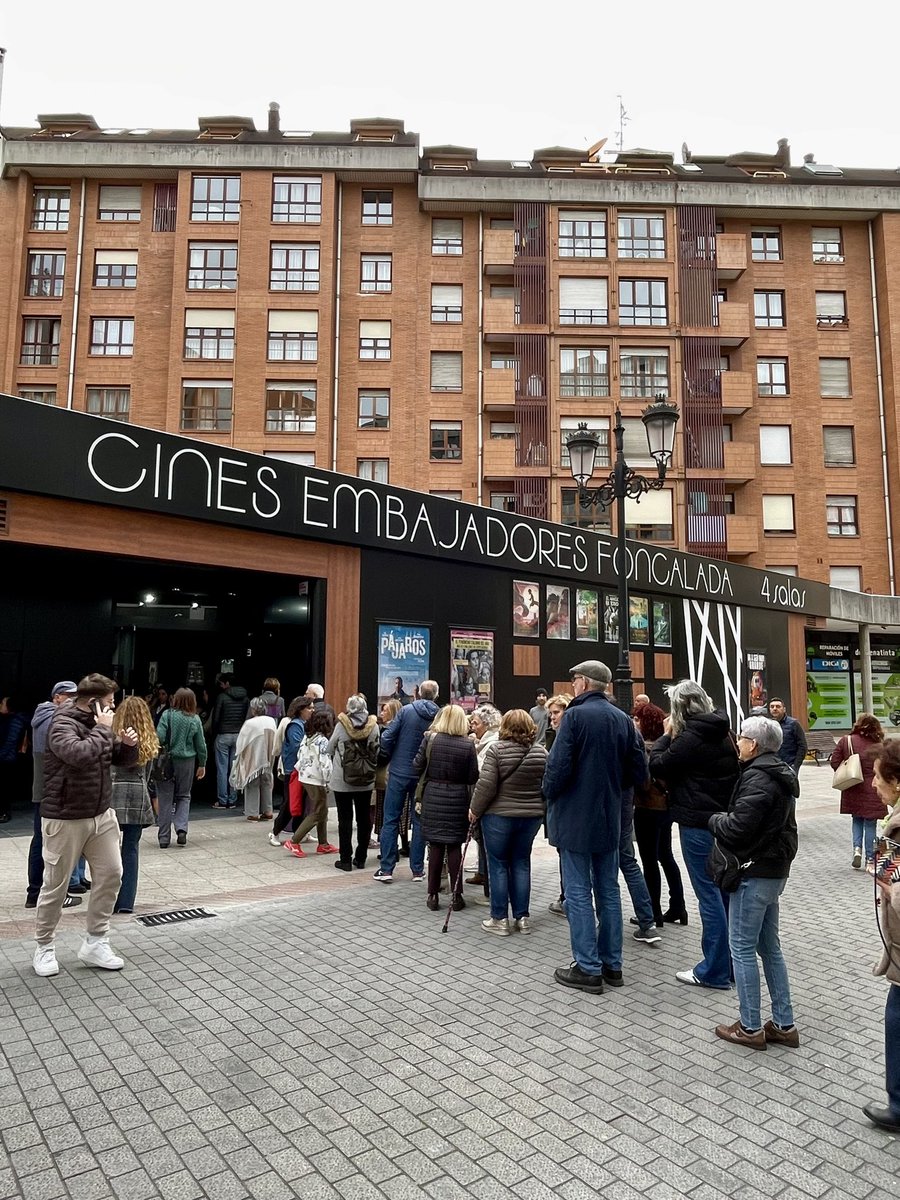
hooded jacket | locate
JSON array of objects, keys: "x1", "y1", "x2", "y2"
[
  {"x1": 326, "y1": 711, "x2": 380, "y2": 792},
  {"x1": 874, "y1": 807, "x2": 900, "y2": 985},
  {"x1": 211, "y1": 685, "x2": 250, "y2": 736},
  {"x1": 43, "y1": 702, "x2": 137, "y2": 820},
  {"x1": 30, "y1": 700, "x2": 58, "y2": 757},
  {"x1": 648, "y1": 711, "x2": 740, "y2": 828},
  {"x1": 379, "y1": 699, "x2": 439, "y2": 780},
  {"x1": 708, "y1": 751, "x2": 799, "y2": 879}
]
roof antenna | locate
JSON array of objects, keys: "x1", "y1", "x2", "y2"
[{"x1": 616, "y1": 95, "x2": 630, "y2": 152}]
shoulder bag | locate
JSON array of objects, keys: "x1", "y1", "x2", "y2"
[
  {"x1": 414, "y1": 735, "x2": 434, "y2": 814},
  {"x1": 832, "y1": 735, "x2": 863, "y2": 792},
  {"x1": 151, "y1": 714, "x2": 175, "y2": 784}
]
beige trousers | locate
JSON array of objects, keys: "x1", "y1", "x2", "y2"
[{"x1": 36, "y1": 809, "x2": 123, "y2": 947}]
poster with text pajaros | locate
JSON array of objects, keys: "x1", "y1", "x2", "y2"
[{"x1": 377, "y1": 624, "x2": 430, "y2": 707}]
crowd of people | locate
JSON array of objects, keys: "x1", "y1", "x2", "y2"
[{"x1": 8, "y1": 663, "x2": 900, "y2": 1134}]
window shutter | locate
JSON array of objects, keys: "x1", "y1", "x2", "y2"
[
  {"x1": 99, "y1": 185, "x2": 141, "y2": 211},
  {"x1": 559, "y1": 277, "x2": 607, "y2": 308},
  {"x1": 823, "y1": 426, "x2": 854, "y2": 465},
  {"x1": 759, "y1": 425, "x2": 791, "y2": 464},
  {"x1": 816, "y1": 292, "x2": 845, "y2": 317},
  {"x1": 185, "y1": 308, "x2": 235, "y2": 328},
  {"x1": 830, "y1": 566, "x2": 861, "y2": 591},
  {"x1": 268, "y1": 310, "x2": 317, "y2": 332},
  {"x1": 433, "y1": 218, "x2": 462, "y2": 238},
  {"x1": 360, "y1": 320, "x2": 391, "y2": 337},
  {"x1": 559, "y1": 210, "x2": 605, "y2": 224},
  {"x1": 620, "y1": 417, "x2": 655, "y2": 465},
  {"x1": 624, "y1": 490, "x2": 672, "y2": 525},
  {"x1": 813, "y1": 227, "x2": 840, "y2": 242},
  {"x1": 819, "y1": 358, "x2": 850, "y2": 396},
  {"x1": 431, "y1": 352, "x2": 462, "y2": 388},
  {"x1": 432, "y1": 284, "x2": 462, "y2": 305},
  {"x1": 95, "y1": 249, "x2": 139, "y2": 265},
  {"x1": 762, "y1": 495, "x2": 794, "y2": 531}
]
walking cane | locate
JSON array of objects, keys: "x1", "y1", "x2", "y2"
[{"x1": 442, "y1": 819, "x2": 477, "y2": 934}]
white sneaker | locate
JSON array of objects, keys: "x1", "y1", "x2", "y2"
[
  {"x1": 78, "y1": 936, "x2": 124, "y2": 971},
  {"x1": 514, "y1": 917, "x2": 533, "y2": 934},
  {"x1": 33, "y1": 945, "x2": 59, "y2": 977},
  {"x1": 481, "y1": 917, "x2": 511, "y2": 936},
  {"x1": 267, "y1": 832, "x2": 282, "y2": 847}
]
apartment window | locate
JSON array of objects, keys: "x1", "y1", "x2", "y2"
[
  {"x1": 270, "y1": 243, "x2": 319, "y2": 291},
  {"x1": 98, "y1": 185, "x2": 141, "y2": 222},
  {"x1": 267, "y1": 311, "x2": 317, "y2": 361},
  {"x1": 559, "y1": 277, "x2": 608, "y2": 325},
  {"x1": 561, "y1": 487, "x2": 611, "y2": 532},
  {"x1": 560, "y1": 348, "x2": 609, "y2": 397},
  {"x1": 25, "y1": 252, "x2": 65, "y2": 298},
  {"x1": 490, "y1": 422, "x2": 519, "y2": 440},
  {"x1": 153, "y1": 182, "x2": 177, "y2": 233},
  {"x1": 431, "y1": 491, "x2": 462, "y2": 500},
  {"x1": 816, "y1": 291, "x2": 847, "y2": 327},
  {"x1": 358, "y1": 389, "x2": 390, "y2": 429},
  {"x1": 561, "y1": 418, "x2": 610, "y2": 469},
  {"x1": 89, "y1": 317, "x2": 134, "y2": 357},
  {"x1": 265, "y1": 382, "x2": 316, "y2": 432},
  {"x1": 265, "y1": 451, "x2": 315, "y2": 466},
  {"x1": 558, "y1": 210, "x2": 607, "y2": 257},
  {"x1": 820, "y1": 358, "x2": 851, "y2": 397},
  {"x1": 617, "y1": 213, "x2": 665, "y2": 258},
  {"x1": 751, "y1": 227, "x2": 782, "y2": 261},
  {"x1": 719, "y1": 354, "x2": 730, "y2": 372},
  {"x1": 430, "y1": 421, "x2": 462, "y2": 461},
  {"x1": 490, "y1": 352, "x2": 518, "y2": 371},
  {"x1": 619, "y1": 279, "x2": 667, "y2": 325},
  {"x1": 184, "y1": 309, "x2": 235, "y2": 360},
  {"x1": 359, "y1": 320, "x2": 391, "y2": 359},
  {"x1": 624, "y1": 490, "x2": 673, "y2": 541},
  {"x1": 754, "y1": 291, "x2": 785, "y2": 328},
  {"x1": 768, "y1": 565, "x2": 797, "y2": 576},
  {"x1": 360, "y1": 253, "x2": 391, "y2": 292},
  {"x1": 85, "y1": 386, "x2": 130, "y2": 421},
  {"x1": 431, "y1": 351, "x2": 462, "y2": 391},
  {"x1": 94, "y1": 249, "x2": 138, "y2": 289},
  {"x1": 830, "y1": 565, "x2": 861, "y2": 591},
  {"x1": 621, "y1": 418, "x2": 656, "y2": 467},
  {"x1": 181, "y1": 381, "x2": 233, "y2": 431},
  {"x1": 358, "y1": 458, "x2": 389, "y2": 483},
  {"x1": 17, "y1": 388, "x2": 57, "y2": 405},
  {"x1": 619, "y1": 348, "x2": 670, "y2": 398},
  {"x1": 191, "y1": 176, "x2": 240, "y2": 222},
  {"x1": 272, "y1": 175, "x2": 322, "y2": 223},
  {"x1": 431, "y1": 284, "x2": 462, "y2": 323},
  {"x1": 20, "y1": 319, "x2": 61, "y2": 365},
  {"x1": 759, "y1": 425, "x2": 792, "y2": 464},
  {"x1": 812, "y1": 226, "x2": 843, "y2": 263},
  {"x1": 823, "y1": 426, "x2": 855, "y2": 466},
  {"x1": 432, "y1": 218, "x2": 463, "y2": 255},
  {"x1": 362, "y1": 190, "x2": 392, "y2": 225},
  {"x1": 757, "y1": 357, "x2": 789, "y2": 396},
  {"x1": 826, "y1": 494, "x2": 858, "y2": 536},
  {"x1": 762, "y1": 495, "x2": 795, "y2": 534},
  {"x1": 188, "y1": 243, "x2": 238, "y2": 290},
  {"x1": 491, "y1": 493, "x2": 517, "y2": 513},
  {"x1": 31, "y1": 187, "x2": 70, "y2": 231}
]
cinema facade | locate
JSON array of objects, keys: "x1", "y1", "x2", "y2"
[{"x1": 0, "y1": 392, "x2": 888, "y2": 726}]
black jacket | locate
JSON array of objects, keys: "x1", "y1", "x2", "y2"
[
  {"x1": 775, "y1": 714, "x2": 807, "y2": 774},
  {"x1": 211, "y1": 686, "x2": 249, "y2": 736},
  {"x1": 413, "y1": 732, "x2": 479, "y2": 844},
  {"x1": 708, "y1": 751, "x2": 799, "y2": 879},
  {"x1": 648, "y1": 711, "x2": 739, "y2": 828}
]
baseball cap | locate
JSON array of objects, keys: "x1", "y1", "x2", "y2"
[{"x1": 51, "y1": 680, "x2": 78, "y2": 696}]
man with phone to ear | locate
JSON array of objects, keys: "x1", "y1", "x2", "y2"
[{"x1": 34, "y1": 673, "x2": 138, "y2": 977}]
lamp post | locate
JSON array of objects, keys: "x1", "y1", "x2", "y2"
[{"x1": 566, "y1": 396, "x2": 679, "y2": 711}]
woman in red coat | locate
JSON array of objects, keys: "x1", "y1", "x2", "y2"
[{"x1": 830, "y1": 713, "x2": 886, "y2": 868}]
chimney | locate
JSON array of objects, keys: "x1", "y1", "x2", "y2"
[
  {"x1": 268, "y1": 102, "x2": 280, "y2": 133},
  {"x1": 803, "y1": 152, "x2": 815, "y2": 164}
]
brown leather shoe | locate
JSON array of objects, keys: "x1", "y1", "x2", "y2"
[
  {"x1": 763, "y1": 1020, "x2": 800, "y2": 1048},
  {"x1": 714, "y1": 1020, "x2": 766, "y2": 1050},
  {"x1": 426, "y1": 894, "x2": 440, "y2": 911}
]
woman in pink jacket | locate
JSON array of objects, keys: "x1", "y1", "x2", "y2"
[{"x1": 830, "y1": 713, "x2": 886, "y2": 868}]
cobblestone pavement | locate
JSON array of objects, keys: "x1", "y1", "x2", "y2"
[{"x1": 0, "y1": 765, "x2": 898, "y2": 1199}]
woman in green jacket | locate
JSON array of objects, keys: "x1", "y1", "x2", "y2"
[{"x1": 156, "y1": 688, "x2": 207, "y2": 848}]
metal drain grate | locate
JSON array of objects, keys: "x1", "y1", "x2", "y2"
[{"x1": 136, "y1": 907, "x2": 217, "y2": 928}]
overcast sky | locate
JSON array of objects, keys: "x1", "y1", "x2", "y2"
[{"x1": 1, "y1": 1, "x2": 896, "y2": 169}]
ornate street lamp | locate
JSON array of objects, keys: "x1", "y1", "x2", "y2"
[{"x1": 566, "y1": 396, "x2": 679, "y2": 710}]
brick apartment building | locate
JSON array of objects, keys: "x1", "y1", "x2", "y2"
[{"x1": 2, "y1": 109, "x2": 900, "y2": 595}]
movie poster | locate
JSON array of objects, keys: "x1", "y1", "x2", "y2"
[
  {"x1": 629, "y1": 597, "x2": 650, "y2": 645},
  {"x1": 653, "y1": 600, "x2": 672, "y2": 647},
  {"x1": 747, "y1": 652, "x2": 767, "y2": 711},
  {"x1": 576, "y1": 589, "x2": 599, "y2": 641},
  {"x1": 546, "y1": 585, "x2": 571, "y2": 640},
  {"x1": 513, "y1": 580, "x2": 540, "y2": 637},
  {"x1": 377, "y1": 624, "x2": 430, "y2": 707},
  {"x1": 450, "y1": 630, "x2": 494, "y2": 711},
  {"x1": 603, "y1": 595, "x2": 619, "y2": 643}
]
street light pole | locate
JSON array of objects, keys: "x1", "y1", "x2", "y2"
[{"x1": 565, "y1": 396, "x2": 680, "y2": 712}]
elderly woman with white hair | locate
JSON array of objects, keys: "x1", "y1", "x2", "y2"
[
  {"x1": 708, "y1": 715, "x2": 799, "y2": 1050},
  {"x1": 231, "y1": 698, "x2": 277, "y2": 821},
  {"x1": 649, "y1": 680, "x2": 740, "y2": 989}
]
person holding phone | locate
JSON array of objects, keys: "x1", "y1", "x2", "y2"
[{"x1": 33, "y1": 674, "x2": 138, "y2": 978}]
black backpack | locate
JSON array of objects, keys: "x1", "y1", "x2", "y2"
[{"x1": 341, "y1": 733, "x2": 378, "y2": 788}]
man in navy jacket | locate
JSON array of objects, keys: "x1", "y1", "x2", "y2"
[
  {"x1": 544, "y1": 661, "x2": 647, "y2": 993},
  {"x1": 374, "y1": 681, "x2": 439, "y2": 882}
]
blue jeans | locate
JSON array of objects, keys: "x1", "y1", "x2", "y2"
[
  {"x1": 620, "y1": 819, "x2": 655, "y2": 929},
  {"x1": 379, "y1": 775, "x2": 424, "y2": 876},
  {"x1": 852, "y1": 816, "x2": 878, "y2": 861},
  {"x1": 69, "y1": 855, "x2": 88, "y2": 890},
  {"x1": 559, "y1": 847, "x2": 622, "y2": 974},
  {"x1": 728, "y1": 875, "x2": 794, "y2": 1030},
  {"x1": 215, "y1": 734, "x2": 238, "y2": 806},
  {"x1": 116, "y1": 825, "x2": 144, "y2": 912},
  {"x1": 679, "y1": 825, "x2": 732, "y2": 988},
  {"x1": 886, "y1": 984, "x2": 900, "y2": 1118},
  {"x1": 481, "y1": 814, "x2": 542, "y2": 920}
]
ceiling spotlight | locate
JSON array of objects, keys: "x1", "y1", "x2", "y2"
[
  {"x1": 191, "y1": 602, "x2": 200, "y2": 609},
  {"x1": 142, "y1": 592, "x2": 157, "y2": 605}
]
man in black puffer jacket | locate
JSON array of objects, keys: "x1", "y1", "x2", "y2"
[{"x1": 708, "y1": 715, "x2": 799, "y2": 1051}]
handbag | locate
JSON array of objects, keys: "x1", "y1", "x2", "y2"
[
  {"x1": 707, "y1": 839, "x2": 753, "y2": 893},
  {"x1": 150, "y1": 715, "x2": 175, "y2": 784},
  {"x1": 832, "y1": 736, "x2": 863, "y2": 791},
  {"x1": 869, "y1": 836, "x2": 900, "y2": 885}
]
